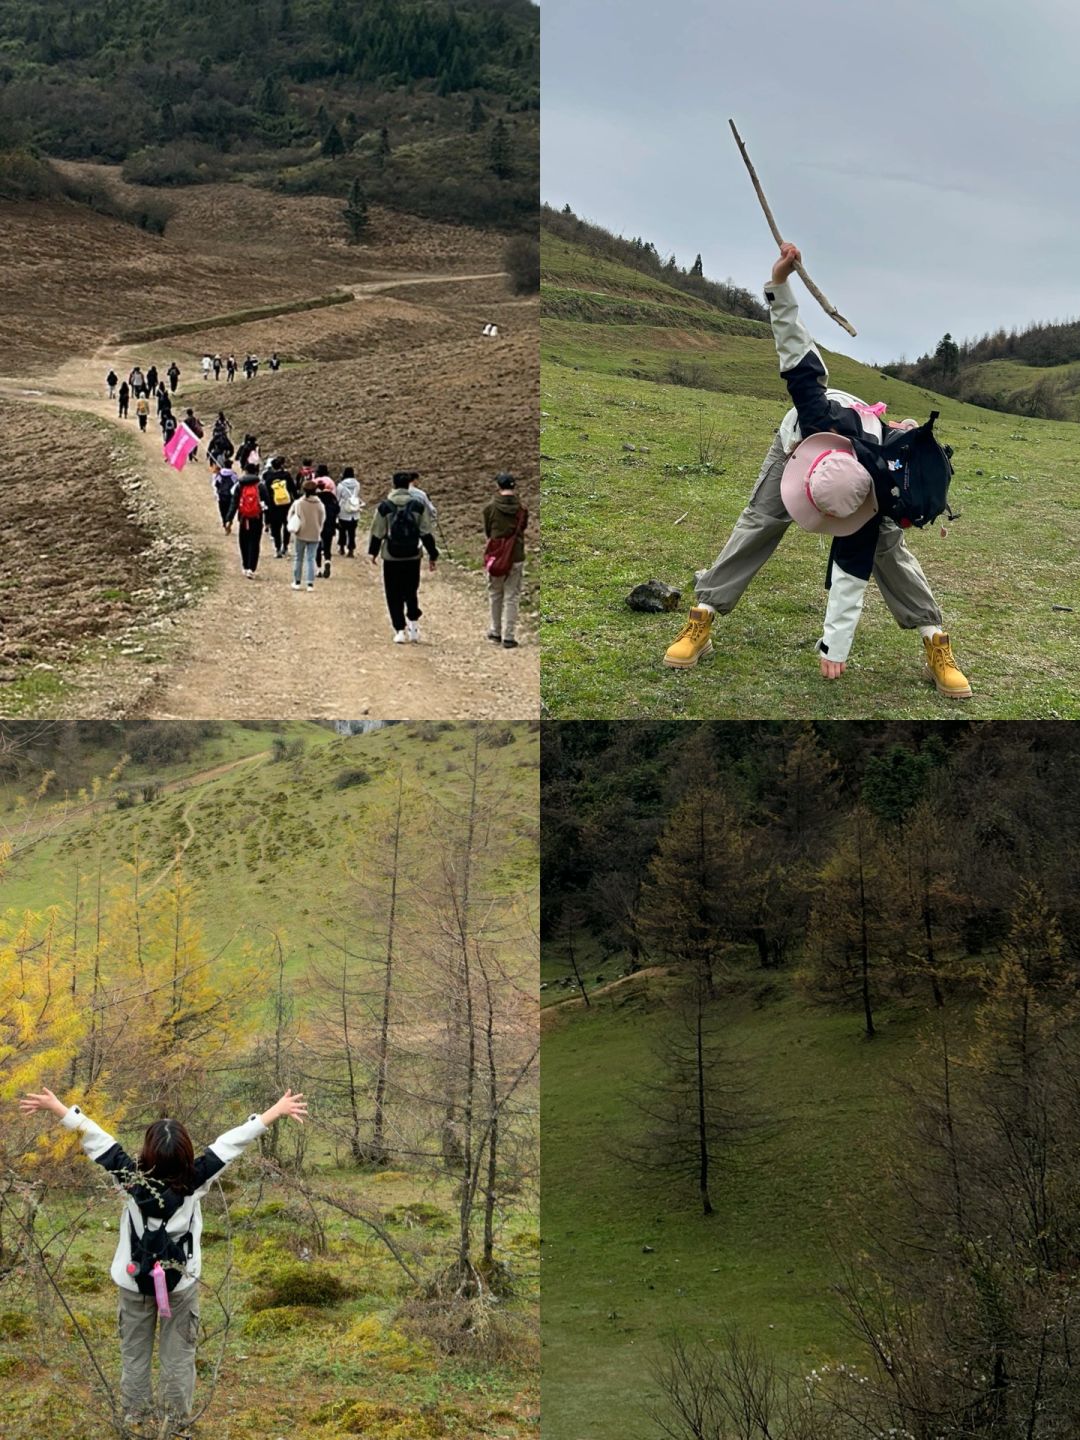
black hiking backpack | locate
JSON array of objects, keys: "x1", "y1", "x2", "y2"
[
  {"x1": 876, "y1": 411, "x2": 957, "y2": 529},
  {"x1": 379, "y1": 498, "x2": 424, "y2": 558},
  {"x1": 128, "y1": 1203, "x2": 193, "y2": 1295}
]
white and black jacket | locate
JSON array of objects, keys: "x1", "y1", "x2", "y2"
[
  {"x1": 764, "y1": 276, "x2": 892, "y2": 662},
  {"x1": 61, "y1": 1105, "x2": 267, "y2": 1292}
]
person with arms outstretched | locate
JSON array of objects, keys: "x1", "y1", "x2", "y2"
[{"x1": 18, "y1": 1085, "x2": 307, "y2": 1435}]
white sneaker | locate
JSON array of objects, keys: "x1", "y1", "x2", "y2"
[
  {"x1": 306, "y1": 583, "x2": 314, "y2": 591},
  {"x1": 291, "y1": 581, "x2": 301, "y2": 590},
  {"x1": 406, "y1": 621, "x2": 420, "y2": 643},
  {"x1": 393, "y1": 630, "x2": 408, "y2": 644}
]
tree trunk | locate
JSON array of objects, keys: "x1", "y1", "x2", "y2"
[{"x1": 371, "y1": 769, "x2": 403, "y2": 1165}]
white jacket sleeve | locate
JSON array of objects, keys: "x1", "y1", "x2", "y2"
[
  {"x1": 818, "y1": 567, "x2": 867, "y2": 663},
  {"x1": 193, "y1": 1114, "x2": 269, "y2": 1196},
  {"x1": 764, "y1": 277, "x2": 830, "y2": 380}
]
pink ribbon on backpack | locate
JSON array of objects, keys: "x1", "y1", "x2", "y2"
[
  {"x1": 151, "y1": 1261, "x2": 172, "y2": 1318},
  {"x1": 848, "y1": 400, "x2": 887, "y2": 418}
]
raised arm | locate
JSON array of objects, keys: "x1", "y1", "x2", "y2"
[
  {"x1": 190, "y1": 1089, "x2": 308, "y2": 1193},
  {"x1": 764, "y1": 243, "x2": 835, "y2": 438},
  {"x1": 21, "y1": 1088, "x2": 140, "y2": 1188}
]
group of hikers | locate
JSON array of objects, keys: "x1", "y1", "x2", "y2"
[{"x1": 103, "y1": 365, "x2": 528, "y2": 649}]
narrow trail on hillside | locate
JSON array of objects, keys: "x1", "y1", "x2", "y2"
[
  {"x1": 144, "y1": 750, "x2": 269, "y2": 891},
  {"x1": 0, "y1": 271, "x2": 536, "y2": 721}
]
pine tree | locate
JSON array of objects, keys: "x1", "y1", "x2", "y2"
[
  {"x1": 376, "y1": 125, "x2": 391, "y2": 167},
  {"x1": 690, "y1": 253, "x2": 703, "y2": 277},
  {"x1": 342, "y1": 178, "x2": 369, "y2": 243},
  {"x1": 488, "y1": 118, "x2": 513, "y2": 179},
  {"x1": 469, "y1": 95, "x2": 485, "y2": 133},
  {"x1": 321, "y1": 122, "x2": 345, "y2": 158}
]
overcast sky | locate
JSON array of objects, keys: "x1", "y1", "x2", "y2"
[{"x1": 541, "y1": 0, "x2": 1080, "y2": 363}]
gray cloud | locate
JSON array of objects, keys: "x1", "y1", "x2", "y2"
[{"x1": 542, "y1": 0, "x2": 1080, "y2": 362}]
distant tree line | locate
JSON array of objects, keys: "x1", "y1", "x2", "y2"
[
  {"x1": 884, "y1": 314, "x2": 1080, "y2": 420},
  {"x1": 541, "y1": 203, "x2": 768, "y2": 323}
]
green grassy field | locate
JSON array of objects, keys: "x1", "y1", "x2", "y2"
[
  {"x1": 2, "y1": 720, "x2": 540, "y2": 973},
  {"x1": 540, "y1": 963, "x2": 944, "y2": 1440},
  {"x1": 540, "y1": 232, "x2": 1080, "y2": 719}
]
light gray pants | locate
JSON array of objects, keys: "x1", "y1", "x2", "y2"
[
  {"x1": 118, "y1": 1282, "x2": 200, "y2": 1423},
  {"x1": 489, "y1": 561, "x2": 524, "y2": 641},
  {"x1": 693, "y1": 432, "x2": 943, "y2": 629}
]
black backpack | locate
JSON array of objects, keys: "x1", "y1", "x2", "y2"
[
  {"x1": 876, "y1": 411, "x2": 957, "y2": 529},
  {"x1": 128, "y1": 1205, "x2": 193, "y2": 1295},
  {"x1": 380, "y1": 498, "x2": 424, "y2": 558}
]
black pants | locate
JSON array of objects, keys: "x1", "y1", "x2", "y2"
[
  {"x1": 383, "y1": 559, "x2": 422, "y2": 631},
  {"x1": 268, "y1": 505, "x2": 291, "y2": 555},
  {"x1": 169, "y1": 378, "x2": 178, "y2": 392},
  {"x1": 119, "y1": 399, "x2": 129, "y2": 417},
  {"x1": 217, "y1": 495, "x2": 231, "y2": 527},
  {"x1": 238, "y1": 518, "x2": 263, "y2": 572},
  {"x1": 317, "y1": 521, "x2": 337, "y2": 570},
  {"x1": 337, "y1": 519, "x2": 357, "y2": 554},
  {"x1": 137, "y1": 414, "x2": 147, "y2": 431}
]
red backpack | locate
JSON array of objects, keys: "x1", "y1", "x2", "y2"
[
  {"x1": 484, "y1": 508, "x2": 527, "y2": 578},
  {"x1": 238, "y1": 482, "x2": 262, "y2": 521}
]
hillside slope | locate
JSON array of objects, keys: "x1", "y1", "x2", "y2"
[
  {"x1": 541, "y1": 966, "x2": 941, "y2": 1440},
  {"x1": 539, "y1": 228, "x2": 1080, "y2": 719}
]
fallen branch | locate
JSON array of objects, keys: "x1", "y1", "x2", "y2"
[{"x1": 729, "y1": 119, "x2": 857, "y2": 337}]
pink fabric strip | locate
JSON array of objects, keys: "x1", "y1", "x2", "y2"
[{"x1": 849, "y1": 400, "x2": 887, "y2": 417}]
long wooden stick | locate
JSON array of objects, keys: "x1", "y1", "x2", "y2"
[{"x1": 729, "y1": 119, "x2": 857, "y2": 337}]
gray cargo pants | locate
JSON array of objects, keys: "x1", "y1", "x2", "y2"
[
  {"x1": 489, "y1": 561, "x2": 524, "y2": 642},
  {"x1": 118, "y1": 1281, "x2": 200, "y2": 1424},
  {"x1": 693, "y1": 432, "x2": 943, "y2": 628}
]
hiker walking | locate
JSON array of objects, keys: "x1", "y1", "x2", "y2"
[
  {"x1": 201, "y1": 353, "x2": 212, "y2": 381},
  {"x1": 243, "y1": 354, "x2": 255, "y2": 381},
  {"x1": 368, "y1": 471, "x2": 439, "y2": 643},
  {"x1": 663, "y1": 241, "x2": 972, "y2": 698},
  {"x1": 225, "y1": 463, "x2": 270, "y2": 577},
  {"x1": 106, "y1": 369, "x2": 118, "y2": 399},
  {"x1": 167, "y1": 361, "x2": 180, "y2": 393},
  {"x1": 288, "y1": 478, "x2": 326, "y2": 590},
  {"x1": 268, "y1": 352, "x2": 281, "y2": 373},
  {"x1": 225, "y1": 354, "x2": 237, "y2": 384},
  {"x1": 146, "y1": 364, "x2": 158, "y2": 395},
  {"x1": 183, "y1": 408, "x2": 204, "y2": 462},
  {"x1": 313, "y1": 466, "x2": 339, "y2": 578},
  {"x1": 156, "y1": 382, "x2": 170, "y2": 417},
  {"x1": 211, "y1": 462, "x2": 237, "y2": 529},
  {"x1": 483, "y1": 472, "x2": 528, "y2": 649},
  {"x1": 136, "y1": 393, "x2": 150, "y2": 433},
  {"x1": 336, "y1": 466, "x2": 364, "y2": 556},
  {"x1": 18, "y1": 1086, "x2": 307, "y2": 1435},
  {"x1": 118, "y1": 380, "x2": 130, "y2": 419},
  {"x1": 212, "y1": 353, "x2": 222, "y2": 381},
  {"x1": 129, "y1": 366, "x2": 145, "y2": 398},
  {"x1": 162, "y1": 411, "x2": 178, "y2": 447},
  {"x1": 265, "y1": 456, "x2": 297, "y2": 558}
]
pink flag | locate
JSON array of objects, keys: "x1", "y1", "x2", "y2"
[{"x1": 164, "y1": 423, "x2": 199, "y2": 471}]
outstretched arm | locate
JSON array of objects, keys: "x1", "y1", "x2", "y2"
[
  {"x1": 191, "y1": 1090, "x2": 309, "y2": 1193},
  {"x1": 764, "y1": 242, "x2": 835, "y2": 438},
  {"x1": 21, "y1": 1089, "x2": 139, "y2": 1187},
  {"x1": 259, "y1": 1089, "x2": 308, "y2": 1129}
]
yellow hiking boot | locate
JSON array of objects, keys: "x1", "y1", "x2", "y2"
[
  {"x1": 923, "y1": 632, "x2": 972, "y2": 699},
  {"x1": 663, "y1": 607, "x2": 714, "y2": 669}
]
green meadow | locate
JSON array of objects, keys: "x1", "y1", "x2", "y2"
[
  {"x1": 540, "y1": 231, "x2": 1080, "y2": 718},
  {"x1": 541, "y1": 964, "x2": 950, "y2": 1440}
]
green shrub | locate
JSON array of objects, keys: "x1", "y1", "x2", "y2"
[
  {"x1": 0, "y1": 1312, "x2": 32, "y2": 1339},
  {"x1": 122, "y1": 143, "x2": 226, "y2": 188},
  {"x1": 248, "y1": 1263, "x2": 347, "y2": 1311},
  {"x1": 504, "y1": 234, "x2": 539, "y2": 295},
  {"x1": 333, "y1": 767, "x2": 371, "y2": 789},
  {"x1": 242, "y1": 1304, "x2": 324, "y2": 1338}
]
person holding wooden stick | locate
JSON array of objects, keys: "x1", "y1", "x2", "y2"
[{"x1": 663, "y1": 242, "x2": 972, "y2": 699}]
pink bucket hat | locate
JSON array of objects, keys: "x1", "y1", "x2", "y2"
[{"x1": 780, "y1": 432, "x2": 878, "y2": 537}]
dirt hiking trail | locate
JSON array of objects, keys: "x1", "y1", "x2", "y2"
[{"x1": 0, "y1": 272, "x2": 537, "y2": 721}]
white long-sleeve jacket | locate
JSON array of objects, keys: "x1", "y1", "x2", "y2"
[{"x1": 62, "y1": 1105, "x2": 267, "y2": 1292}]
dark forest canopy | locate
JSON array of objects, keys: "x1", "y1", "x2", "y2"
[
  {"x1": 541, "y1": 202, "x2": 768, "y2": 323},
  {"x1": 0, "y1": 0, "x2": 538, "y2": 228},
  {"x1": 542, "y1": 721, "x2": 1080, "y2": 962}
]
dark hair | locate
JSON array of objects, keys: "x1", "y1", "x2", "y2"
[
  {"x1": 315, "y1": 463, "x2": 329, "y2": 477},
  {"x1": 341, "y1": 466, "x2": 355, "y2": 479},
  {"x1": 244, "y1": 463, "x2": 259, "y2": 476},
  {"x1": 138, "y1": 1119, "x2": 195, "y2": 1196},
  {"x1": 495, "y1": 471, "x2": 516, "y2": 489}
]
